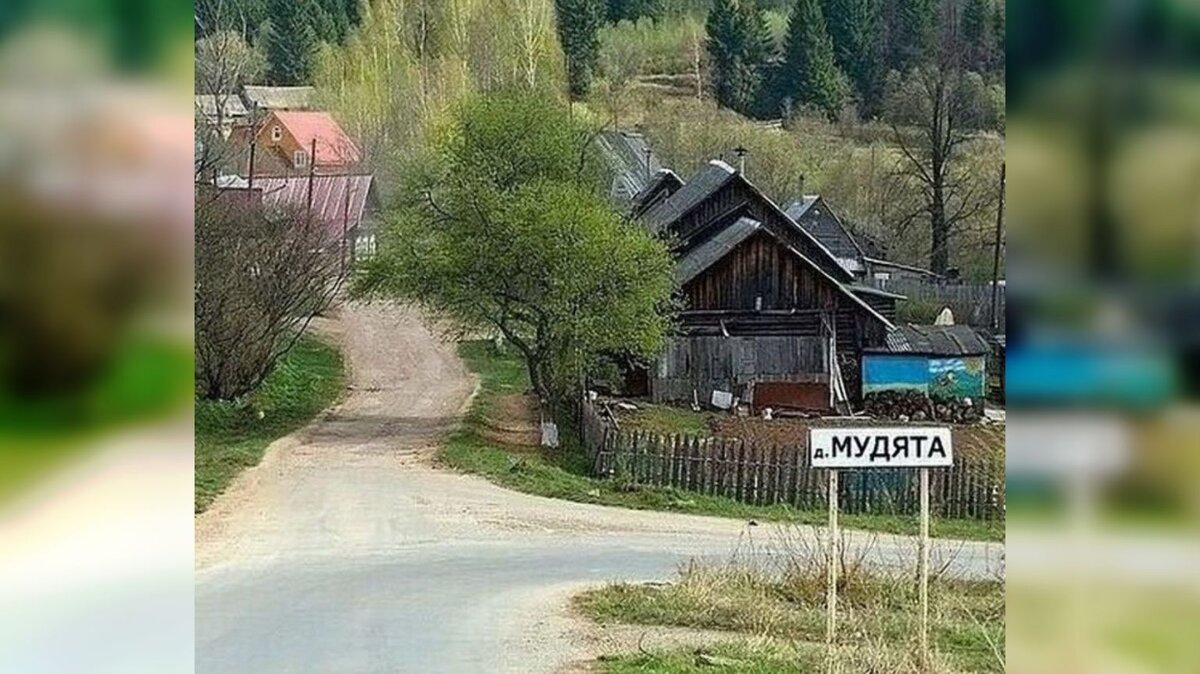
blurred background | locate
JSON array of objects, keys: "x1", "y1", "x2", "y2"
[
  {"x1": 1007, "y1": 0, "x2": 1199, "y2": 672},
  {"x1": 0, "y1": 0, "x2": 194, "y2": 672}
]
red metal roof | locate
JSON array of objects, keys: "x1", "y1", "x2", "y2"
[
  {"x1": 273, "y1": 111, "x2": 361, "y2": 165},
  {"x1": 254, "y1": 174, "x2": 373, "y2": 239}
]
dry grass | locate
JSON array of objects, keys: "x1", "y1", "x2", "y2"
[{"x1": 578, "y1": 526, "x2": 1005, "y2": 673}]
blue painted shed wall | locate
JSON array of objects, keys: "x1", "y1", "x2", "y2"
[{"x1": 863, "y1": 354, "x2": 986, "y2": 399}]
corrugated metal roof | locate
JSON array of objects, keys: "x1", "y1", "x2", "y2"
[
  {"x1": 641, "y1": 160, "x2": 737, "y2": 234},
  {"x1": 675, "y1": 216, "x2": 761, "y2": 284},
  {"x1": 255, "y1": 174, "x2": 373, "y2": 238},
  {"x1": 631, "y1": 169, "x2": 684, "y2": 212},
  {"x1": 242, "y1": 85, "x2": 315, "y2": 110},
  {"x1": 784, "y1": 196, "x2": 818, "y2": 220},
  {"x1": 595, "y1": 131, "x2": 662, "y2": 205},
  {"x1": 881, "y1": 324, "x2": 991, "y2": 356}
]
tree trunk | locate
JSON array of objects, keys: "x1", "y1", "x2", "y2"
[{"x1": 930, "y1": 185, "x2": 949, "y2": 275}]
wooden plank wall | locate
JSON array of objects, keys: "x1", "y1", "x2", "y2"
[{"x1": 651, "y1": 335, "x2": 828, "y2": 404}]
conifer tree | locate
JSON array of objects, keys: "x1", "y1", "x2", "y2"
[
  {"x1": 823, "y1": 0, "x2": 881, "y2": 113},
  {"x1": 960, "y1": 0, "x2": 992, "y2": 72},
  {"x1": 991, "y1": 0, "x2": 1005, "y2": 72},
  {"x1": 265, "y1": 0, "x2": 320, "y2": 85},
  {"x1": 778, "y1": 0, "x2": 845, "y2": 116},
  {"x1": 706, "y1": 0, "x2": 771, "y2": 115},
  {"x1": 555, "y1": 0, "x2": 606, "y2": 99},
  {"x1": 886, "y1": 0, "x2": 935, "y2": 73}
]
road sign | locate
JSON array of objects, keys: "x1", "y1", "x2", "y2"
[
  {"x1": 810, "y1": 427, "x2": 953, "y2": 468},
  {"x1": 811, "y1": 426, "x2": 953, "y2": 673}
]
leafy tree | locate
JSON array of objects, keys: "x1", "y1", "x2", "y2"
[
  {"x1": 823, "y1": 0, "x2": 882, "y2": 113},
  {"x1": 706, "y1": 0, "x2": 772, "y2": 115},
  {"x1": 883, "y1": 10, "x2": 999, "y2": 275},
  {"x1": 357, "y1": 91, "x2": 675, "y2": 406},
  {"x1": 265, "y1": 0, "x2": 320, "y2": 85},
  {"x1": 777, "y1": 0, "x2": 846, "y2": 116},
  {"x1": 195, "y1": 196, "x2": 346, "y2": 400},
  {"x1": 886, "y1": 0, "x2": 935, "y2": 73},
  {"x1": 555, "y1": 0, "x2": 607, "y2": 99}
]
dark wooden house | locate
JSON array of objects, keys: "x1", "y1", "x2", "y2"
[{"x1": 634, "y1": 160, "x2": 894, "y2": 412}]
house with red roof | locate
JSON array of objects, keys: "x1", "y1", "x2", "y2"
[{"x1": 239, "y1": 110, "x2": 361, "y2": 177}]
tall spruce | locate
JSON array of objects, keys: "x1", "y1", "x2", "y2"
[
  {"x1": 779, "y1": 0, "x2": 845, "y2": 115},
  {"x1": 886, "y1": 0, "x2": 935, "y2": 73},
  {"x1": 960, "y1": 0, "x2": 992, "y2": 72},
  {"x1": 706, "y1": 0, "x2": 772, "y2": 115},
  {"x1": 265, "y1": 0, "x2": 320, "y2": 85},
  {"x1": 991, "y1": 0, "x2": 1005, "y2": 72},
  {"x1": 555, "y1": 0, "x2": 606, "y2": 99},
  {"x1": 823, "y1": 0, "x2": 882, "y2": 113}
]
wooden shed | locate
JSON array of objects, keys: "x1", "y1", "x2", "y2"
[
  {"x1": 637, "y1": 160, "x2": 893, "y2": 411},
  {"x1": 862, "y1": 324, "x2": 991, "y2": 400}
]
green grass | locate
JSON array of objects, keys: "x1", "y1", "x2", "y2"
[
  {"x1": 194, "y1": 336, "x2": 344, "y2": 513},
  {"x1": 0, "y1": 335, "x2": 193, "y2": 501},
  {"x1": 439, "y1": 341, "x2": 1002, "y2": 542},
  {"x1": 581, "y1": 561, "x2": 1005, "y2": 674}
]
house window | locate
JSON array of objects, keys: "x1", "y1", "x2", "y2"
[
  {"x1": 271, "y1": 125, "x2": 282, "y2": 141},
  {"x1": 293, "y1": 150, "x2": 309, "y2": 169}
]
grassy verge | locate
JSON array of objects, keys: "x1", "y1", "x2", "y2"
[
  {"x1": 579, "y1": 556, "x2": 1004, "y2": 674},
  {"x1": 439, "y1": 341, "x2": 1002, "y2": 542},
  {"x1": 194, "y1": 336, "x2": 343, "y2": 513}
]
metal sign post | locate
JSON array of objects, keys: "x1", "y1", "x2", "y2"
[{"x1": 810, "y1": 427, "x2": 953, "y2": 674}]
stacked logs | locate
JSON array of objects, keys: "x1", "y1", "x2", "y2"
[{"x1": 863, "y1": 390, "x2": 983, "y2": 424}]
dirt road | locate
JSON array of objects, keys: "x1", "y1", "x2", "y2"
[{"x1": 195, "y1": 303, "x2": 1003, "y2": 673}]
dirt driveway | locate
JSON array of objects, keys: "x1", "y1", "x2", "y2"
[{"x1": 195, "y1": 302, "x2": 1003, "y2": 673}]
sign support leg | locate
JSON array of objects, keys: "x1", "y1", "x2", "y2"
[
  {"x1": 826, "y1": 468, "x2": 839, "y2": 674},
  {"x1": 919, "y1": 467, "x2": 930, "y2": 671}
]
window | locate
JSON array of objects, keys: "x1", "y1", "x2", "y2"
[
  {"x1": 271, "y1": 125, "x2": 282, "y2": 141},
  {"x1": 293, "y1": 150, "x2": 309, "y2": 168}
]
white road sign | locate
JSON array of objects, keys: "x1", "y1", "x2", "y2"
[{"x1": 810, "y1": 427, "x2": 953, "y2": 468}]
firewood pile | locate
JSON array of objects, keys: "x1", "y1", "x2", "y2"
[{"x1": 863, "y1": 390, "x2": 983, "y2": 424}]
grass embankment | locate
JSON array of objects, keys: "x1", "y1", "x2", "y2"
[
  {"x1": 439, "y1": 341, "x2": 1002, "y2": 541},
  {"x1": 194, "y1": 336, "x2": 343, "y2": 513},
  {"x1": 579, "y1": 555, "x2": 1004, "y2": 673}
]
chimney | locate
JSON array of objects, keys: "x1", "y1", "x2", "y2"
[
  {"x1": 798, "y1": 173, "x2": 806, "y2": 197},
  {"x1": 643, "y1": 146, "x2": 652, "y2": 183},
  {"x1": 733, "y1": 146, "x2": 748, "y2": 175}
]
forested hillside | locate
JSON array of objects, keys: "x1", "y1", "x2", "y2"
[{"x1": 196, "y1": 0, "x2": 1006, "y2": 277}]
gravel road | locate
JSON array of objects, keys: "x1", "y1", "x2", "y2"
[{"x1": 194, "y1": 303, "x2": 1003, "y2": 674}]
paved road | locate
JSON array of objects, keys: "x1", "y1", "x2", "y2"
[{"x1": 194, "y1": 303, "x2": 1003, "y2": 674}]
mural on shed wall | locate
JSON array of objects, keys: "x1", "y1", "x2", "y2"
[{"x1": 863, "y1": 355, "x2": 985, "y2": 399}]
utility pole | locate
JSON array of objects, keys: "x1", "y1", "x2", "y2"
[{"x1": 989, "y1": 163, "x2": 1006, "y2": 332}]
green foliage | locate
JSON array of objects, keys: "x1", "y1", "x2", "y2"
[
  {"x1": 774, "y1": 0, "x2": 846, "y2": 116},
  {"x1": 823, "y1": 0, "x2": 882, "y2": 113},
  {"x1": 607, "y1": 0, "x2": 663, "y2": 23},
  {"x1": 706, "y1": 0, "x2": 772, "y2": 115},
  {"x1": 265, "y1": 0, "x2": 320, "y2": 84},
  {"x1": 194, "y1": 336, "x2": 343, "y2": 513},
  {"x1": 358, "y1": 91, "x2": 675, "y2": 405},
  {"x1": 599, "y1": 15, "x2": 705, "y2": 77},
  {"x1": 886, "y1": 0, "x2": 935, "y2": 74},
  {"x1": 960, "y1": 0, "x2": 992, "y2": 72},
  {"x1": 556, "y1": 0, "x2": 607, "y2": 99}
]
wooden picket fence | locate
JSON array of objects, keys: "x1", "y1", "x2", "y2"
[{"x1": 580, "y1": 399, "x2": 1004, "y2": 521}]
